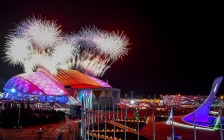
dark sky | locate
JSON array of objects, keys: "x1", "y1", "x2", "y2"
[{"x1": 0, "y1": 1, "x2": 223, "y2": 97}]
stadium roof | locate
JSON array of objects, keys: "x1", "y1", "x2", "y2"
[
  {"x1": 55, "y1": 69, "x2": 111, "y2": 89},
  {"x1": 3, "y1": 68, "x2": 111, "y2": 96}
]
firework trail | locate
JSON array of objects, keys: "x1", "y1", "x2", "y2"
[{"x1": 3, "y1": 17, "x2": 130, "y2": 77}]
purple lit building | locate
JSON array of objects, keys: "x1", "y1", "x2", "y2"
[{"x1": 2, "y1": 68, "x2": 120, "y2": 106}]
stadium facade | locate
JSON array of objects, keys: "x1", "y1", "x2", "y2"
[{"x1": 1, "y1": 68, "x2": 120, "y2": 107}]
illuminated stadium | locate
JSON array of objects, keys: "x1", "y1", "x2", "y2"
[{"x1": 2, "y1": 68, "x2": 120, "y2": 106}]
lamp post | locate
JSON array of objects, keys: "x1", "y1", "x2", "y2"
[
  {"x1": 84, "y1": 97, "x2": 87, "y2": 140},
  {"x1": 58, "y1": 127, "x2": 63, "y2": 140},
  {"x1": 113, "y1": 103, "x2": 116, "y2": 139},
  {"x1": 88, "y1": 98, "x2": 90, "y2": 140},
  {"x1": 105, "y1": 104, "x2": 107, "y2": 140},
  {"x1": 124, "y1": 105, "x2": 127, "y2": 140},
  {"x1": 92, "y1": 105, "x2": 94, "y2": 140},
  {"x1": 117, "y1": 103, "x2": 119, "y2": 119},
  {"x1": 109, "y1": 99, "x2": 110, "y2": 120},
  {"x1": 38, "y1": 128, "x2": 43, "y2": 139},
  {"x1": 98, "y1": 103, "x2": 100, "y2": 140},
  {"x1": 18, "y1": 105, "x2": 21, "y2": 128},
  {"x1": 152, "y1": 101, "x2": 155, "y2": 140},
  {"x1": 171, "y1": 107, "x2": 174, "y2": 140},
  {"x1": 80, "y1": 107, "x2": 84, "y2": 138},
  {"x1": 193, "y1": 109, "x2": 197, "y2": 140},
  {"x1": 137, "y1": 106, "x2": 139, "y2": 140},
  {"x1": 220, "y1": 97, "x2": 223, "y2": 140},
  {"x1": 61, "y1": 109, "x2": 63, "y2": 130},
  {"x1": 121, "y1": 108, "x2": 123, "y2": 119},
  {"x1": 131, "y1": 91, "x2": 133, "y2": 100},
  {"x1": 101, "y1": 102, "x2": 103, "y2": 121}
]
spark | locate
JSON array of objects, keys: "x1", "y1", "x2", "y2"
[
  {"x1": 52, "y1": 38, "x2": 80, "y2": 68},
  {"x1": 17, "y1": 17, "x2": 62, "y2": 49},
  {"x1": 93, "y1": 31, "x2": 130, "y2": 60},
  {"x1": 4, "y1": 35, "x2": 32, "y2": 66},
  {"x1": 23, "y1": 53, "x2": 56, "y2": 74}
]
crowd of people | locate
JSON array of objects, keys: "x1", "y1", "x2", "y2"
[{"x1": 0, "y1": 101, "x2": 65, "y2": 128}]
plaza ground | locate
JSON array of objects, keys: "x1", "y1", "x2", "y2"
[{"x1": 0, "y1": 115, "x2": 223, "y2": 140}]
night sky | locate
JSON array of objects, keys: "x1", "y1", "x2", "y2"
[{"x1": 0, "y1": 1, "x2": 223, "y2": 97}]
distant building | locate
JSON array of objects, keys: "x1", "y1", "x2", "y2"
[{"x1": 162, "y1": 94, "x2": 209, "y2": 106}]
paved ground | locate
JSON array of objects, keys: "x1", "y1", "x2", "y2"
[
  {"x1": 141, "y1": 115, "x2": 222, "y2": 140},
  {"x1": 1, "y1": 115, "x2": 223, "y2": 140},
  {"x1": 0, "y1": 117, "x2": 79, "y2": 140}
]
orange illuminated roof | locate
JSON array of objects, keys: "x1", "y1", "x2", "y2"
[{"x1": 55, "y1": 69, "x2": 103, "y2": 89}]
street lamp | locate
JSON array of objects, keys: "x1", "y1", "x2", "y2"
[
  {"x1": 18, "y1": 104, "x2": 21, "y2": 129},
  {"x1": 220, "y1": 96, "x2": 223, "y2": 107},
  {"x1": 58, "y1": 127, "x2": 63, "y2": 140},
  {"x1": 38, "y1": 128, "x2": 43, "y2": 139},
  {"x1": 130, "y1": 100, "x2": 135, "y2": 105},
  {"x1": 135, "y1": 105, "x2": 140, "y2": 140},
  {"x1": 219, "y1": 96, "x2": 223, "y2": 140}
]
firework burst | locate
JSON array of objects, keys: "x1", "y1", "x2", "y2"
[
  {"x1": 94, "y1": 31, "x2": 129, "y2": 60},
  {"x1": 4, "y1": 17, "x2": 130, "y2": 77},
  {"x1": 3, "y1": 35, "x2": 32, "y2": 66},
  {"x1": 16, "y1": 17, "x2": 62, "y2": 50},
  {"x1": 52, "y1": 38, "x2": 80, "y2": 69}
]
